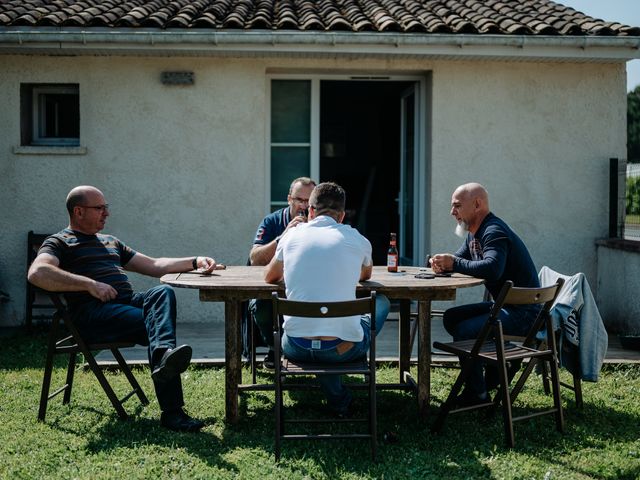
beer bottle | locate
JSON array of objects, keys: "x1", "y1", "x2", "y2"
[{"x1": 387, "y1": 233, "x2": 399, "y2": 272}]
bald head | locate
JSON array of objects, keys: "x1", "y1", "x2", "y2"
[
  {"x1": 66, "y1": 186, "x2": 102, "y2": 216},
  {"x1": 450, "y1": 183, "x2": 490, "y2": 234},
  {"x1": 453, "y1": 183, "x2": 489, "y2": 210}
]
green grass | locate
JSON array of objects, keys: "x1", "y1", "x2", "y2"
[{"x1": 1, "y1": 330, "x2": 640, "y2": 479}]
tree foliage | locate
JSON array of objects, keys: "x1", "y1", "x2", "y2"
[
  {"x1": 628, "y1": 175, "x2": 640, "y2": 215},
  {"x1": 629, "y1": 85, "x2": 640, "y2": 164}
]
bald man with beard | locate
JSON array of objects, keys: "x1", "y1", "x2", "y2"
[
  {"x1": 430, "y1": 183, "x2": 540, "y2": 407},
  {"x1": 28, "y1": 185, "x2": 225, "y2": 432}
]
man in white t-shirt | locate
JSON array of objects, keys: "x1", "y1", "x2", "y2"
[{"x1": 265, "y1": 182, "x2": 390, "y2": 416}]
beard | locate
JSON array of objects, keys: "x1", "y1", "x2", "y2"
[{"x1": 454, "y1": 220, "x2": 469, "y2": 238}]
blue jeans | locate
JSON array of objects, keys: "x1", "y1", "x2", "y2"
[
  {"x1": 443, "y1": 301, "x2": 540, "y2": 395},
  {"x1": 281, "y1": 294, "x2": 390, "y2": 413},
  {"x1": 71, "y1": 284, "x2": 184, "y2": 412}
]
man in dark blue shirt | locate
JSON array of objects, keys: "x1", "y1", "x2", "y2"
[
  {"x1": 431, "y1": 183, "x2": 540, "y2": 406},
  {"x1": 248, "y1": 177, "x2": 316, "y2": 368},
  {"x1": 28, "y1": 185, "x2": 225, "y2": 431}
]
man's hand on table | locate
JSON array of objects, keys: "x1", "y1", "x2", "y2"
[
  {"x1": 430, "y1": 254, "x2": 455, "y2": 274},
  {"x1": 195, "y1": 256, "x2": 226, "y2": 274}
]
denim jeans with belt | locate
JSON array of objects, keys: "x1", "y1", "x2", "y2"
[
  {"x1": 71, "y1": 284, "x2": 184, "y2": 412},
  {"x1": 443, "y1": 301, "x2": 541, "y2": 395},
  {"x1": 281, "y1": 294, "x2": 390, "y2": 414}
]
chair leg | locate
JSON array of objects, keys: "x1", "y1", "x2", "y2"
[
  {"x1": 431, "y1": 358, "x2": 470, "y2": 433},
  {"x1": 111, "y1": 348, "x2": 149, "y2": 405},
  {"x1": 63, "y1": 352, "x2": 77, "y2": 404},
  {"x1": 370, "y1": 370, "x2": 377, "y2": 462},
  {"x1": 548, "y1": 355, "x2": 565, "y2": 433},
  {"x1": 274, "y1": 332, "x2": 282, "y2": 462},
  {"x1": 495, "y1": 334, "x2": 515, "y2": 448},
  {"x1": 498, "y1": 375, "x2": 514, "y2": 448},
  {"x1": 541, "y1": 359, "x2": 551, "y2": 395},
  {"x1": 251, "y1": 315, "x2": 258, "y2": 385},
  {"x1": 81, "y1": 348, "x2": 129, "y2": 419},
  {"x1": 573, "y1": 372, "x2": 583, "y2": 409},
  {"x1": 38, "y1": 317, "x2": 60, "y2": 421},
  {"x1": 509, "y1": 358, "x2": 537, "y2": 404}
]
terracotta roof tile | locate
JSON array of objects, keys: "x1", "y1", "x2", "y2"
[{"x1": 0, "y1": 0, "x2": 638, "y2": 36}]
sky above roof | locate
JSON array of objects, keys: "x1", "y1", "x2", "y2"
[{"x1": 558, "y1": 0, "x2": 640, "y2": 91}]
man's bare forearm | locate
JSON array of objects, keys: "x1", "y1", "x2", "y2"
[
  {"x1": 264, "y1": 256, "x2": 284, "y2": 284},
  {"x1": 250, "y1": 242, "x2": 277, "y2": 266},
  {"x1": 28, "y1": 262, "x2": 95, "y2": 293},
  {"x1": 141, "y1": 257, "x2": 195, "y2": 277},
  {"x1": 360, "y1": 264, "x2": 372, "y2": 281}
]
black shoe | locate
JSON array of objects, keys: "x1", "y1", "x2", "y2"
[
  {"x1": 485, "y1": 361, "x2": 521, "y2": 391},
  {"x1": 452, "y1": 389, "x2": 490, "y2": 408},
  {"x1": 160, "y1": 408, "x2": 205, "y2": 432},
  {"x1": 262, "y1": 350, "x2": 276, "y2": 370},
  {"x1": 152, "y1": 345, "x2": 192, "y2": 383}
]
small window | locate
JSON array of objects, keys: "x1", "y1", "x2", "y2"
[{"x1": 21, "y1": 84, "x2": 79, "y2": 146}]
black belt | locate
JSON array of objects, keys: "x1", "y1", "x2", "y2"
[{"x1": 289, "y1": 337, "x2": 343, "y2": 349}]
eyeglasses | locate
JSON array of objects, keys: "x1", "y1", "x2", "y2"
[
  {"x1": 80, "y1": 204, "x2": 110, "y2": 212},
  {"x1": 291, "y1": 197, "x2": 310, "y2": 204}
]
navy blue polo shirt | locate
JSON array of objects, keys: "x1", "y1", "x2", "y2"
[{"x1": 253, "y1": 207, "x2": 291, "y2": 245}]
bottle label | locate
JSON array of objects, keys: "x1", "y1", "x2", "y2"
[{"x1": 387, "y1": 255, "x2": 398, "y2": 267}]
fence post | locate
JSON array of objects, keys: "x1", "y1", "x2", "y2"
[
  {"x1": 609, "y1": 158, "x2": 627, "y2": 238},
  {"x1": 610, "y1": 158, "x2": 618, "y2": 237}
]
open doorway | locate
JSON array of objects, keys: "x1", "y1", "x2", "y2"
[{"x1": 319, "y1": 80, "x2": 417, "y2": 265}]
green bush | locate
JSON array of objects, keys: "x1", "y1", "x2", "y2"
[{"x1": 627, "y1": 175, "x2": 640, "y2": 215}]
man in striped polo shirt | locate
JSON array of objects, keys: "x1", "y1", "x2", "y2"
[{"x1": 28, "y1": 185, "x2": 225, "y2": 432}]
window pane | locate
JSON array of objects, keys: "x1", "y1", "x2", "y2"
[
  {"x1": 271, "y1": 146, "x2": 310, "y2": 201},
  {"x1": 41, "y1": 93, "x2": 79, "y2": 138},
  {"x1": 271, "y1": 80, "x2": 310, "y2": 143}
]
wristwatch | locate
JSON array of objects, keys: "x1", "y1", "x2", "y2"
[{"x1": 192, "y1": 257, "x2": 198, "y2": 270}]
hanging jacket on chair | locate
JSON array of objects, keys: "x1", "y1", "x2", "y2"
[{"x1": 538, "y1": 266, "x2": 608, "y2": 382}]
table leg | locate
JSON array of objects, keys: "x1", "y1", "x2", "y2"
[
  {"x1": 225, "y1": 300, "x2": 241, "y2": 424},
  {"x1": 417, "y1": 300, "x2": 431, "y2": 419},
  {"x1": 398, "y1": 299, "x2": 411, "y2": 384}
]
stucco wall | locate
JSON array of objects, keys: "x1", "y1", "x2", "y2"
[
  {"x1": 428, "y1": 60, "x2": 627, "y2": 306},
  {"x1": 1, "y1": 55, "x2": 268, "y2": 325},
  {"x1": 0, "y1": 54, "x2": 627, "y2": 325},
  {"x1": 596, "y1": 245, "x2": 640, "y2": 333}
]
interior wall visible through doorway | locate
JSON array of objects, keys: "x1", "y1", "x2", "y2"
[{"x1": 319, "y1": 80, "x2": 415, "y2": 265}]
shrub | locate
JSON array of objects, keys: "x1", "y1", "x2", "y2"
[{"x1": 627, "y1": 175, "x2": 640, "y2": 215}]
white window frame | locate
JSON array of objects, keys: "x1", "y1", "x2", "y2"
[
  {"x1": 31, "y1": 85, "x2": 80, "y2": 146},
  {"x1": 266, "y1": 78, "x2": 319, "y2": 209}
]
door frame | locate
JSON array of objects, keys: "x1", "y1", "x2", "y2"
[{"x1": 266, "y1": 72, "x2": 430, "y2": 265}]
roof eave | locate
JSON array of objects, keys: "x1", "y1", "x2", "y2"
[{"x1": 0, "y1": 28, "x2": 639, "y2": 61}]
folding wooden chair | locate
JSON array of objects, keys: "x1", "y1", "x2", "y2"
[
  {"x1": 272, "y1": 291, "x2": 377, "y2": 461},
  {"x1": 431, "y1": 279, "x2": 565, "y2": 448},
  {"x1": 38, "y1": 293, "x2": 149, "y2": 422},
  {"x1": 25, "y1": 231, "x2": 56, "y2": 332}
]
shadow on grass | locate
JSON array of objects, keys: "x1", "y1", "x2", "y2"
[
  {"x1": 5, "y1": 330, "x2": 640, "y2": 478},
  {"x1": 232, "y1": 368, "x2": 640, "y2": 478}
]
